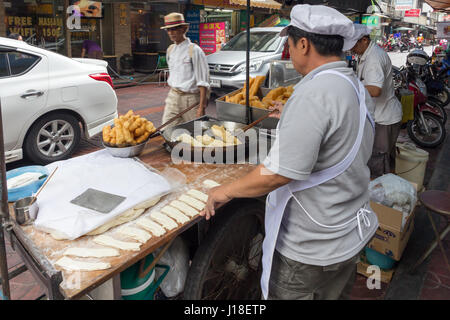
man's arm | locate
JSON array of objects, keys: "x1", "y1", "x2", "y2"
[
  {"x1": 197, "y1": 86, "x2": 207, "y2": 117},
  {"x1": 365, "y1": 85, "x2": 382, "y2": 97},
  {"x1": 201, "y1": 164, "x2": 292, "y2": 220}
]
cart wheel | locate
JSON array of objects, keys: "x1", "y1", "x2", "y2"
[{"x1": 183, "y1": 201, "x2": 265, "y2": 300}]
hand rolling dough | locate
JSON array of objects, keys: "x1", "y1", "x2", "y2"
[
  {"x1": 161, "y1": 205, "x2": 190, "y2": 224},
  {"x1": 178, "y1": 194, "x2": 205, "y2": 211},
  {"x1": 63, "y1": 247, "x2": 119, "y2": 258},
  {"x1": 93, "y1": 234, "x2": 141, "y2": 251},
  {"x1": 118, "y1": 226, "x2": 152, "y2": 243},
  {"x1": 55, "y1": 256, "x2": 111, "y2": 271},
  {"x1": 170, "y1": 200, "x2": 199, "y2": 217},
  {"x1": 136, "y1": 218, "x2": 166, "y2": 237}
]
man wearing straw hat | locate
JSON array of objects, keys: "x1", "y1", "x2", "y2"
[{"x1": 161, "y1": 12, "x2": 210, "y2": 127}]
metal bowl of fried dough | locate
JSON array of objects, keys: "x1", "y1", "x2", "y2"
[{"x1": 102, "y1": 140, "x2": 148, "y2": 158}]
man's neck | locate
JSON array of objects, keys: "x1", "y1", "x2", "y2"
[
  {"x1": 302, "y1": 55, "x2": 342, "y2": 75},
  {"x1": 174, "y1": 37, "x2": 187, "y2": 45}
]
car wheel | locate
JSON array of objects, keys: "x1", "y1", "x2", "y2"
[{"x1": 24, "y1": 112, "x2": 81, "y2": 165}]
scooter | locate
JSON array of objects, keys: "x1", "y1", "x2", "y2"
[{"x1": 393, "y1": 66, "x2": 446, "y2": 148}]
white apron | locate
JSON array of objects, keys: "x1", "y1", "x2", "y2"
[{"x1": 261, "y1": 70, "x2": 375, "y2": 299}]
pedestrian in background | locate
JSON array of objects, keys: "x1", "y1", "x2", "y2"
[
  {"x1": 160, "y1": 12, "x2": 210, "y2": 126},
  {"x1": 350, "y1": 24, "x2": 403, "y2": 178},
  {"x1": 81, "y1": 39, "x2": 103, "y2": 59},
  {"x1": 8, "y1": 33, "x2": 23, "y2": 41}
]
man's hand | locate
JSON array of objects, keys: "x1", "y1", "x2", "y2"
[
  {"x1": 268, "y1": 101, "x2": 284, "y2": 119},
  {"x1": 200, "y1": 185, "x2": 233, "y2": 220},
  {"x1": 196, "y1": 105, "x2": 206, "y2": 118}
]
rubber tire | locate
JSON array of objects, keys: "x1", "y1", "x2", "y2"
[
  {"x1": 426, "y1": 100, "x2": 448, "y2": 124},
  {"x1": 407, "y1": 112, "x2": 446, "y2": 148},
  {"x1": 183, "y1": 201, "x2": 265, "y2": 300},
  {"x1": 24, "y1": 112, "x2": 81, "y2": 165}
]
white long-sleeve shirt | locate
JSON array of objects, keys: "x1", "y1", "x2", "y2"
[{"x1": 167, "y1": 39, "x2": 210, "y2": 93}]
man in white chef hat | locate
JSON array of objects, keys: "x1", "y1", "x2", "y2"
[
  {"x1": 349, "y1": 24, "x2": 403, "y2": 178},
  {"x1": 201, "y1": 4, "x2": 378, "y2": 300}
]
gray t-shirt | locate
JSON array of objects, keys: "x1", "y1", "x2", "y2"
[
  {"x1": 356, "y1": 41, "x2": 402, "y2": 125},
  {"x1": 263, "y1": 61, "x2": 379, "y2": 266}
]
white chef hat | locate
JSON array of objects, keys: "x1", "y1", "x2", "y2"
[
  {"x1": 280, "y1": 4, "x2": 356, "y2": 51},
  {"x1": 346, "y1": 23, "x2": 373, "y2": 50}
]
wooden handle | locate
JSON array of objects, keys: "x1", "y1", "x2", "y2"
[
  {"x1": 242, "y1": 110, "x2": 277, "y2": 132},
  {"x1": 154, "y1": 102, "x2": 200, "y2": 133},
  {"x1": 29, "y1": 167, "x2": 58, "y2": 206}
]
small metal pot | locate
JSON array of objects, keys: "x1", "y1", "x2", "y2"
[{"x1": 13, "y1": 196, "x2": 39, "y2": 225}]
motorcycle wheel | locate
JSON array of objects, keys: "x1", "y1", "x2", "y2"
[
  {"x1": 426, "y1": 99, "x2": 448, "y2": 123},
  {"x1": 434, "y1": 87, "x2": 450, "y2": 106},
  {"x1": 407, "y1": 112, "x2": 446, "y2": 148}
]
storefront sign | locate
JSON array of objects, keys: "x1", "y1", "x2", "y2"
[
  {"x1": 200, "y1": 22, "x2": 226, "y2": 54},
  {"x1": 7, "y1": 15, "x2": 63, "y2": 38},
  {"x1": 437, "y1": 22, "x2": 450, "y2": 39},
  {"x1": 186, "y1": 10, "x2": 200, "y2": 44},
  {"x1": 405, "y1": 9, "x2": 421, "y2": 17},
  {"x1": 361, "y1": 15, "x2": 380, "y2": 27},
  {"x1": 395, "y1": 0, "x2": 413, "y2": 11},
  {"x1": 119, "y1": 3, "x2": 128, "y2": 26}
]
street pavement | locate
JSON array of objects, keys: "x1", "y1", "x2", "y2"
[{"x1": 3, "y1": 46, "x2": 449, "y2": 300}]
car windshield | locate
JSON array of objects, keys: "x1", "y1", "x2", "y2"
[{"x1": 221, "y1": 31, "x2": 282, "y2": 52}]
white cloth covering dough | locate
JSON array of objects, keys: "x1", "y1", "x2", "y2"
[
  {"x1": 186, "y1": 189, "x2": 208, "y2": 203},
  {"x1": 178, "y1": 194, "x2": 205, "y2": 211},
  {"x1": 55, "y1": 256, "x2": 111, "y2": 271},
  {"x1": 93, "y1": 234, "x2": 141, "y2": 251},
  {"x1": 161, "y1": 206, "x2": 190, "y2": 224},
  {"x1": 136, "y1": 218, "x2": 166, "y2": 237},
  {"x1": 118, "y1": 226, "x2": 152, "y2": 243},
  {"x1": 149, "y1": 211, "x2": 178, "y2": 230},
  {"x1": 63, "y1": 247, "x2": 119, "y2": 258},
  {"x1": 170, "y1": 200, "x2": 199, "y2": 217},
  {"x1": 203, "y1": 179, "x2": 220, "y2": 188}
]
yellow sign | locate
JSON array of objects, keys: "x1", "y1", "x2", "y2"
[{"x1": 119, "y1": 3, "x2": 128, "y2": 26}]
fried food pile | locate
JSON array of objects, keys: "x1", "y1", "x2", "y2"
[
  {"x1": 224, "y1": 76, "x2": 294, "y2": 109},
  {"x1": 103, "y1": 110, "x2": 156, "y2": 147},
  {"x1": 175, "y1": 125, "x2": 242, "y2": 147}
]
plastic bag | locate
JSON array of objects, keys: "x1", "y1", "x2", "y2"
[
  {"x1": 369, "y1": 174, "x2": 417, "y2": 231},
  {"x1": 154, "y1": 236, "x2": 189, "y2": 298}
]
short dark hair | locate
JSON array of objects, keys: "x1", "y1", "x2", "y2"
[
  {"x1": 8, "y1": 33, "x2": 21, "y2": 40},
  {"x1": 286, "y1": 25, "x2": 344, "y2": 56}
]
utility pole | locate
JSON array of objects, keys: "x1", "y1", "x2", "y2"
[{"x1": 64, "y1": 0, "x2": 72, "y2": 57}]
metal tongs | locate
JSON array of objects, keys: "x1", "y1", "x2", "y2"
[{"x1": 149, "y1": 102, "x2": 200, "y2": 139}]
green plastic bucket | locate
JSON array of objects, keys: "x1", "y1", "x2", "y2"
[{"x1": 120, "y1": 255, "x2": 170, "y2": 300}]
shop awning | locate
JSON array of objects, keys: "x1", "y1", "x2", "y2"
[
  {"x1": 229, "y1": 0, "x2": 282, "y2": 10},
  {"x1": 424, "y1": 0, "x2": 450, "y2": 12}
]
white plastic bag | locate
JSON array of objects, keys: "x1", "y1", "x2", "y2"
[
  {"x1": 369, "y1": 174, "x2": 417, "y2": 231},
  {"x1": 154, "y1": 236, "x2": 189, "y2": 298}
]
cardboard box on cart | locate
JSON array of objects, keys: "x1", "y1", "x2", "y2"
[{"x1": 367, "y1": 200, "x2": 416, "y2": 261}]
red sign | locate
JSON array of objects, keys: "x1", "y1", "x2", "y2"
[
  {"x1": 199, "y1": 22, "x2": 226, "y2": 54},
  {"x1": 405, "y1": 9, "x2": 421, "y2": 17}
]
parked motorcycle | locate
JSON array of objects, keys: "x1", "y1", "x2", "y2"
[
  {"x1": 393, "y1": 65, "x2": 446, "y2": 148},
  {"x1": 407, "y1": 50, "x2": 450, "y2": 107}
]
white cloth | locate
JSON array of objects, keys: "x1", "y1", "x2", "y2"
[
  {"x1": 33, "y1": 150, "x2": 172, "y2": 240},
  {"x1": 356, "y1": 41, "x2": 403, "y2": 125},
  {"x1": 346, "y1": 23, "x2": 373, "y2": 50},
  {"x1": 167, "y1": 38, "x2": 210, "y2": 93},
  {"x1": 261, "y1": 70, "x2": 376, "y2": 300},
  {"x1": 280, "y1": 4, "x2": 356, "y2": 51}
]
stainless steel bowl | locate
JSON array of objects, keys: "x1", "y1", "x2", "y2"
[
  {"x1": 102, "y1": 141, "x2": 147, "y2": 158},
  {"x1": 14, "y1": 196, "x2": 39, "y2": 225}
]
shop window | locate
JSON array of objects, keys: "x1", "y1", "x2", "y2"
[
  {"x1": 7, "y1": 52, "x2": 39, "y2": 76},
  {"x1": 0, "y1": 54, "x2": 9, "y2": 77}
]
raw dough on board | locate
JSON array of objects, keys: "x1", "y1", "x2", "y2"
[
  {"x1": 136, "y1": 218, "x2": 166, "y2": 237},
  {"x1": 55, "y1": 256, "x2": 111, "y2": 271},
  {"x1": 150, "y1": 211, "x2": 178, "y2": 230},
  {"x1": 93, "y1": 234, "x2": 141, "y2": 251},
  {"x1": 118, "y1": 226, "x2": 152, "y2": 243},
  {"x1": 63, "y1": 247, "x2": 119, "y2": 258},
  {"x1": 178, "y1": 194, "x2": 205, "y2": 211},
  {"x1": 161, "y1": 206, "x2": 190, "y2": 224},
  {"x1": 170, "y1": 200, "x2": 199, "y2": 217},
  {"x1": 203, "y1": 179, "x2": 220, "y2": 188},
  {"x1": 186, "y1": 189, "x2": 208, "y2": 202}
]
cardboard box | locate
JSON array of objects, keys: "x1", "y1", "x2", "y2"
[
  {"x1": 367, "y1": 201, "x2": 416, "y2": 261},
  {"x1": 357, "y1": 261, "x2": 395, "y2": 284}
]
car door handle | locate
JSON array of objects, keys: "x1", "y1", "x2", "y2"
[{"x1": 21, "y1": 90, "x2": 44, "y2": 99}]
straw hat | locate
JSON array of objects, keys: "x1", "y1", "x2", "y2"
[{"x1": 160, "y1": 12, "x2": 189, "y2": 29}]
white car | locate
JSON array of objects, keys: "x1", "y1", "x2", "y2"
[{"x1": 0, "y1": 37, "x2": 117, "y2": 164}]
